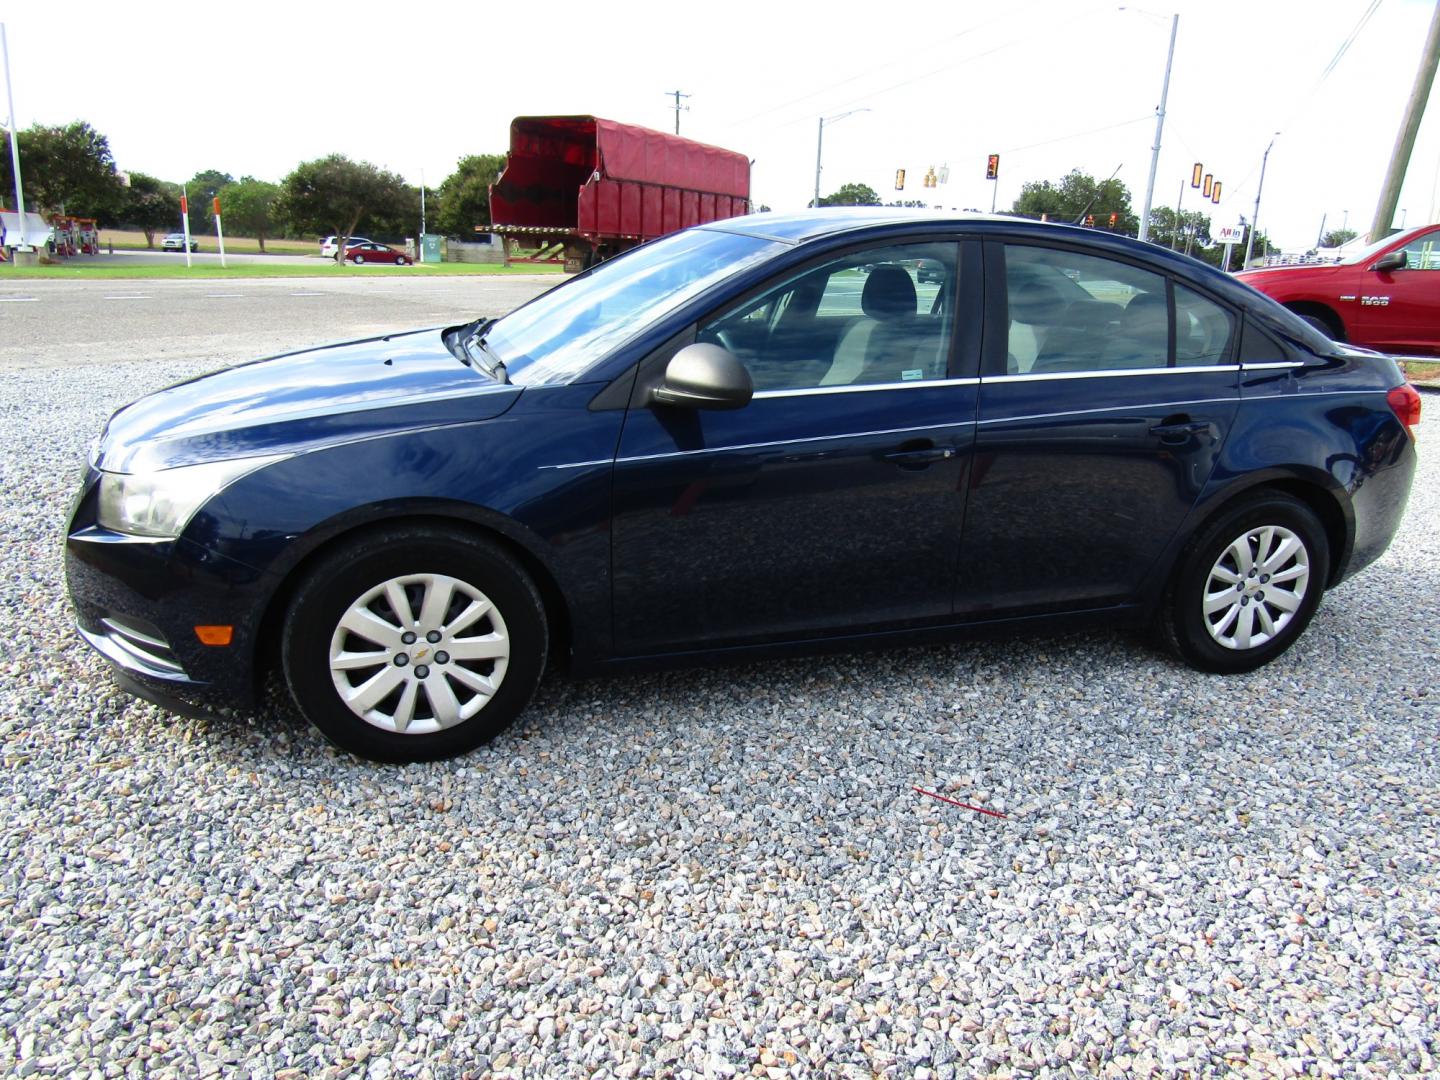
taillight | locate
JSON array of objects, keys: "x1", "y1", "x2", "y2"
[{"x1": 1387, "y1": 383, "x2": 1422, "y2": 435}]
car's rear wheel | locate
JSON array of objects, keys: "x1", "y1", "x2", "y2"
[
  {"x1": 282, "y1": 527, "x2": 548, "y2": 762},
  {"x1": 1161, "y1": 492, "x2": 1329, "y2": 673}
]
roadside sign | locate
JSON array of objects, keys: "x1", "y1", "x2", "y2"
[{"x1": 1214, "y1": 224, "x2": 1245, "y2": 245}]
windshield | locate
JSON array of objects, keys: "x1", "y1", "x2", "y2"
[{"x1": 484, "y1": 228, "x2": 782, "y2": 386}]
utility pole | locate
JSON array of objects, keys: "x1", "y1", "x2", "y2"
[
  {"x1": 1369, "y1": 1, "x2": 1440, "y2": 242},
  {"x1": 1243, "y1": 134, "x2": 1279, "y2": 269},
  {"x1": 2, "y1": 23, "x2": 27, "y2": 231},
  {"x1": 813, "y1": 108, "x2": 870, "y2": 209},
  {"x1": 666, "y1": 90, "x2": 690, "y2": 135},
  {"x1": 1315, "y1": 212, "x2": 1327, "y2": 248},
  {"x1": 1137, "y1": 13, "x2": 1179, "y2": 244}
]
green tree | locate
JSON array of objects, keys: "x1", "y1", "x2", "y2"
[
  {"x1": 277, "y1": 154, "x2": 409, "y2": 260},
  {"x1": 0, "y1": 120, "x2": 123, "y2": 217},
  {"x1": 1321, "y1": 227, "x2": 1358, "y2": 248},
  {"x1": 886, "y1": 199, "x2": 928, "y2": 208},
  {"x1": 435, "y1": 153, "x2": 505, "y2": 235},
  {"x1": 183, "y1": 169, "x2": 233, "y2": 235},
  {"x1": 811, "y1": 182, "x2": 881, "y2": 207},
  {"x1": 217, "y1": 177, "x2": 280, "y2": 251},
  {"x1": 117, "y1": 172, "x2": 178, "y2": 247},
  {"x1": 1012, "y1": 170, "x2": 1137, "y2": 234},
  {"x1": 1145, "y1": 206, "x2": 1213, "y2": 253}
]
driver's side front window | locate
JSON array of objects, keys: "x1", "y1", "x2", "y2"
[
  {"x1": 697, "y1": 243, "x2": 958, "y2": 393},
  {"x1": 1401, "y1": 231, "x2": 1440, "y2": 270}
]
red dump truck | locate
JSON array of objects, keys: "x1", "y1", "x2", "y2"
[{"x1": 489, "y1": 115, "x2": 750, "y2": 272}]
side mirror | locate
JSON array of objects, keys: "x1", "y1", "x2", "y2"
[
  {"x1": 651, "y1": 343, "x2": 753, "y2": 410},
  {"x1": 1370, "y1": 249, "x2": 1408, "y2": 273}
]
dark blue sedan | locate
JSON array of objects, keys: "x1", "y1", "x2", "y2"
[{"x1": 66, "y1": 210, "x2": 1421, "y2": 761}]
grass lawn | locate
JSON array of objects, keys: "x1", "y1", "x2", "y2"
[
  {"x1": 100, "y1": 229, "x2": 318, "y2": 256},
  {"x1": 1402, "y1": 359, "x2": 1439, "y2": 385},
  {"x1": 0, "y1": 262, "x2": 564, "y2": 280}
]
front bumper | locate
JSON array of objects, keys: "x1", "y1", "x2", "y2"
[{"x1": 65, "y1": 469, "x2": 274, "y2": 713}]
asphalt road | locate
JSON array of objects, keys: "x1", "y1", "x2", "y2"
[{"x1": 0, "y1": 274, "x2": 560, "y2": 370}]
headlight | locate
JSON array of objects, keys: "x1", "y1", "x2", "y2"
[{"x1": 97, "y1": 454, "x2": 288, "y2": 539}]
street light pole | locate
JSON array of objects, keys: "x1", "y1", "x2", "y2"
[
  {"x1": 1243, "y1": 133, "x2": 1279, "y2": 269},
  {"x1": 813, "y1": 108, "x2": 869, "y2": 208},
  {"x1": 1137, "y1": 12, "x2": 1178, "y2": 243},
  {"x1": 2, "y1": 22, "x2": 27, "y2": 225}
]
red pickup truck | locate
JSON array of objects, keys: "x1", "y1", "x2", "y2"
[{"x1": 1235, "y1": 224, "x2": 1439, "y2": 357}]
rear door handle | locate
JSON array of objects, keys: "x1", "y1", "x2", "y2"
[{"x1": 1150, "y1": 417, "x2": 1210, "y2": 441}]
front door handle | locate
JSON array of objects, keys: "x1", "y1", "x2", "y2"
[
  {"x1": 1150, "y1": 416, "x2": 1210, "y2": 442},
  {"x1": 883, "y1": 439, "x2": 956, "y2": 469}
]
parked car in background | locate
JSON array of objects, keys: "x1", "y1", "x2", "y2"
[
  {"x1": 66, "y1": 210, "x2": 1419, "y2": 763},
  {"x1": 321, "y1": 235, "x2": 372, "y2": 259},
  {"x1": 161, "y1": 232, "x2": 198, "y2": 252},
  {"x1": 1235, "y1": 223, "x2": 1440, "y2": 356},
  {"x1": 345, "y1": 241, "x2": 410, "y2": 265}
]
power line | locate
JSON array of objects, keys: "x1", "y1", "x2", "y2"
[{"x1": 719, "y1": 1, "x2": 1048, "y2": 131}]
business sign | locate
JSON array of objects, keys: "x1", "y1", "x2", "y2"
[{"x1": 1214, "y1": 224, "x2": 1245, "y2": 245}]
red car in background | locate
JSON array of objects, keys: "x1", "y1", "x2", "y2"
[
  {"x1": 1236, "y1": 224, "x2": 1439, "y2": 356},
  {"x1": 344, "y1": 241, "x2": 410, "y2": 265}
]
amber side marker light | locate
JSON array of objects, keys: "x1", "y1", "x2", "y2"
[
  {"x1": 195, "y1": 625, "x2": 234, "y2": 646},
  {"x1": 1387, "y1": 383, "x2": 1423, "y2": 437}
]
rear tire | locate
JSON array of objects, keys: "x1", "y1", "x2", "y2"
[
  {"x1": 282, "y1": 527, "x2": 548, "y2": 762},
  {"x1": 1160, "y1": 492, "x2": 1329, "y2": 673}
]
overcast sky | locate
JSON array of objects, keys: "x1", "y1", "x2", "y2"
[{"x1": 4, "y1": 0, "x2": 1436, "y2": 250}]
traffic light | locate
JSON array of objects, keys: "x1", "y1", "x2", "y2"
[
  {"x1": 1108, "y1": 212, "x2": 1118, "y2": 228},
  {"x1": 895, "y1": 168, "x2": 906, "y2": 190},
  {"x1": 1211, "y1": 181, "x2": 1222, "y2": 204},
  {"x1": 1085, "y1": 213, "x2": 1095, "y2": 227},
  {"x1": 985, "y1": 154, "x2": 1000, "y2": 180},
  {"x1": 1203, "y1": 174, "x2": 1213, "y2": 198},
  {"x1": 1191, "y1": 162, "x2": 1204, "y2": 188},
  {"x1": 923, "y1": 166, "x2": 937, "y2": 189}
]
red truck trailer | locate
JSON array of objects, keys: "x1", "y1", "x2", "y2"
[{"x1": 489, "y1": 115, "x2": 750, "y2": 272}]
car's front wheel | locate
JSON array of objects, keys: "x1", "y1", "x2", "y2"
[
  {"x1": 282, "y1": 527, "x2": 548, "y2": 762},
  {"x1": 1161, "y1": 492, "x2": 1329, "y2": 673},
  {"x1": 352, "y1": 254, "x2": 365, "y2": 264}
]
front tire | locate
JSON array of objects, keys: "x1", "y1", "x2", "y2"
[
  {"x1": 352, "y1": 254, "x2": 365, "y2": 264},
  {"x1": 282, "y1": 527, "x2": 548, "y2": 762},
  {"x1": 1161, "y1": 492, "x2": 1329, "y2": 673}
]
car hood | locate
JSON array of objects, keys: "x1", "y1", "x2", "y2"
[
  {"x1": 1234, "y1": 264, "x2": 1344, "y2": 285},
  {"x1": 98, "y1": 328, "x2": 521, "y2": 473}
]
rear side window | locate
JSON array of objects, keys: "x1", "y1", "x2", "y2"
[
  {"x1": 1003, "y1": 244, "x2": 1168, "y2": 374},
  {"x1": 1174, "y1": 283, "x2": 1236, "y2": 366},
  {"x1": 1001, "y1": 244, "x2": 1238, "y2": 374}
]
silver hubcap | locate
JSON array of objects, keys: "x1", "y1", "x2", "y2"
[
  {"x1": 329, "y1": 573, "x2": 510, "y2": 734},
  {"x1": 1203, "y1": 525, "x2": 1310, "y2": 651}
]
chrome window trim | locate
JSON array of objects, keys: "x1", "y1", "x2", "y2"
[
  {"x1": 984, "y1": 364, "x2": 1235, "y2": 383},
  {"x1": 1239, "y1": 361, "x2": 1305, "y2": 371},
  {"x1": 752, "y1": 377, "x2": 980, "y2": 400}
]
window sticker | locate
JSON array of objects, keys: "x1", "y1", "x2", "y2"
[{"x1": 901, "y1": 368, "x2": 924, "y2": 381}]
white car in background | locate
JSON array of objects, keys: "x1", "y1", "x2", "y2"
[
  {"x1": 161, "y1": 232, "x2": 198, "y2": 252},
  {"x1": 321, "y1": 235, "x2": 373, "y2": 259}
]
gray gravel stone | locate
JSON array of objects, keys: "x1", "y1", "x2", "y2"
[{"x1": 0, "y1": 346, "x2": 1436, "y2": 1079}]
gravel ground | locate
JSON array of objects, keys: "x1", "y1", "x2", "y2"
[{"x1": 1, "y1": 356, "x2": 1436, "y2": 1079}]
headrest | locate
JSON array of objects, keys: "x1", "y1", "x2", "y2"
[
  {"x1": 1008, "y1": 278, "x2": 1068, "y2": 325},
  {"x1": 861, "y1": 265, "x2": 917, "y2": 320}
]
